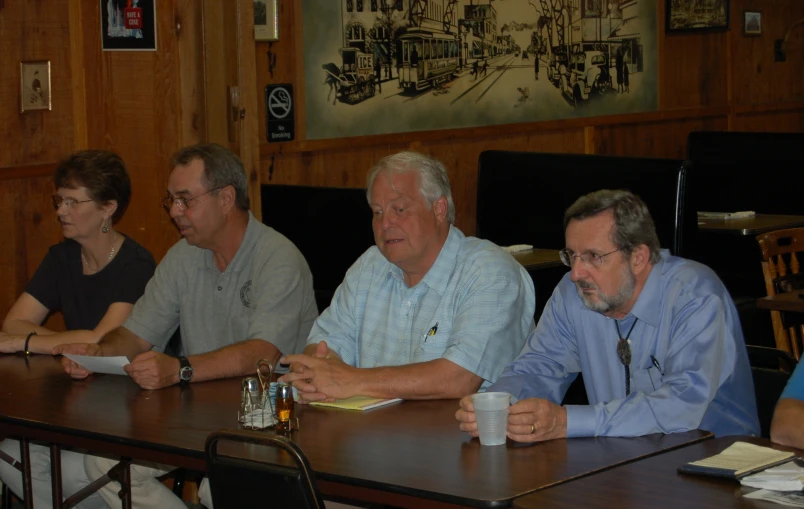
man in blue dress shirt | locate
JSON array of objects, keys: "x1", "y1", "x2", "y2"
[
  {"x1": 770, "y1": 360, "x2": 804, "y2": 448},
  {"x1": 280, "y1": 151, "x2": 535, "y2": 402},
  {"x1": 457, "y1": 189, "x2": 759, "y2": 440}
]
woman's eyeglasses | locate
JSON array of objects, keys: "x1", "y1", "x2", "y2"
[{"x1": 52, "y1": 195, "x2": 94, "y2": 210}]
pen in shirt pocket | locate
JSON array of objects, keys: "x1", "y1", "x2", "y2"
[
  {"x1": 424, "y1": 322, "x2": 439, "y2": 342},
  {"x1": 650, "y1": 355, "x2": 664, "y2": 375}
]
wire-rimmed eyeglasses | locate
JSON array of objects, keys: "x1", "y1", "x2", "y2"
[
  {"x1": 52, "y1": 195, "x2": 94, "y2": 210},
  {"x1": 559, "y1": 248, "x2": 623, "y2": 268},
  {"x1": 162, "y1": 186, "x2": 224, "y2": 212}
]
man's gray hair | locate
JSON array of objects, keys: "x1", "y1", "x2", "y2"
[
  {"x1": 365, "y1": 151, "x2": 455, "y2": 224},
  {"x1": 170, "y1": 143, "x2": 250, "y2": 211},
  {"x1": 564, "y1": 189, "x2": 661, "y2": 264}
]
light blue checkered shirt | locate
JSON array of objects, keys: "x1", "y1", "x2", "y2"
[{"x1": 308, "y1": 226, "x2": 535, "y2": 386}]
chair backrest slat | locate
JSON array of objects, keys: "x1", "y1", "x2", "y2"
[{"x1": 756, "y1": 228, "x2": 804, "y2": 359}]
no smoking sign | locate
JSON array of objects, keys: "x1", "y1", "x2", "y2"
[{"x1": 265, "y1": 84, "x2": 294, "y2": 142}]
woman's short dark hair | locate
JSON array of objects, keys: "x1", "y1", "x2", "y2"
[
  {"x1": 564, "y1": 189, "x2": 661, "y2": 264},
  {"x1": 54, "y1": 150, "x2": 131, "y2": 223},
  {"x1": 170, "y1": 143, "x2": 250, "y2": 211}
]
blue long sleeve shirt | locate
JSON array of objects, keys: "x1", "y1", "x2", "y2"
[
  {"x1": 780, "y1": 361, "x2": 804, "y2": 401},
  {"x1": 489, "y1": 250, "x2": 760, "y2": 438}
]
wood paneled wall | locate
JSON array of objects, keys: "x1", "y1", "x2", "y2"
[
  {"x1": 1, "y1": 0, "x2": 803, "y2": 320},
  {"x1": 0, "y1": 0, "x2": 203, "y2": 321}
]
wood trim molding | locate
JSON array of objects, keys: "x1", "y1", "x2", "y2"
[
  {"x1": 0, "y1": 163, "x2": 57, "y2": 182},
  {"x1": 259, "y1": 105, "x2": 732, "y2": 157},
  {"x1": 733, "y1": 101, "x2": 804, "y2": 115},
  {"x1": 237, "y1": 0, "x2": 262, "y2": 221},
  {"x1": 68, "y1": 0, "x2": 88, "y2": 150}
]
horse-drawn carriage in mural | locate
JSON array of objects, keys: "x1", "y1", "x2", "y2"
[{"x1": 322, "y1": 48, "x2": 377, "y2": 105}]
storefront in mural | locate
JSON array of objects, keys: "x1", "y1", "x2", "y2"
[{"x1": 302, "y1": 0, "x2": 657, "y2": 140}]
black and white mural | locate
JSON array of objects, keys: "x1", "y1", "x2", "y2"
[{"x1": 302, "y1": 0, "x2": 657, "y2": 140}]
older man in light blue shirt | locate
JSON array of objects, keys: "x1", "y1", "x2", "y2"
[
  {"x1": 281, "y1": 152, "x2": 535, "y2": 401},
  {"x1": 457, "y1": 189, "x2": 759, "y2": 441}
]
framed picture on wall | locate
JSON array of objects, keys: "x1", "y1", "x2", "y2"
[
  {"x1": 744, "y1": 11, "x2": 761, "y2": 35},
  {"x1": 100, "y1": 0, "x2": 157, "y2": 51},
  {"x1": 254, "y1": 0, "x2": 279, "y2": 41},
  {"x1": 666, "y1": 0, "x2": 730, "y2": 33},
  {"x1": 20, "y1": 60, "x2": 51, "y2": 112}
]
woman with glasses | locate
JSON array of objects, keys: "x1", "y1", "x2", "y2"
[
  {"x1": 0, "y1": 150, "x2": 156, "y2": 509},
  {"x1": 0, "y1": 150, "x2": 155, "y2": 356}
]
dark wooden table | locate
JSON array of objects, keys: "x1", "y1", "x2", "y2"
[
  {"x1": 0, "y1": 355, "x2": 711, "y2": 509},
  {"x1": 698, "y1": 214, "x2": 804, "y2": 236},
  {"x1": 757, "y1": 290, "x2": 804, "y2": 314},
  {"x1": 512, "y1": 436, "x2": 803, "y2": 509},
  {"x1": 510, "y1": 248, "x2": 563, "y2": 271}
]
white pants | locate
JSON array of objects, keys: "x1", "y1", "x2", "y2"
[
  {"x1": 84, "y1": 456, "x2": 186, "y2": 509},
  {"x1": 85, "y1": 458, "x2": 359, "y2": 509},
  {"x1": 0, "y1": 440, "x2": 107, "y2": 509}
]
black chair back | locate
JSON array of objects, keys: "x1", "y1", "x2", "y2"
[
  {"x1": 206, "y1": 429, "x2": 326, "y2": 509},
  {"x1": 746, "y1": 345, "x2": 797, "y2": 438},
  {"x1": 261, "y1": 184, "x2": 375, "y2": 313},
  {"x1": 476, "y1": 151, "x2": 696, "y2": 258}
]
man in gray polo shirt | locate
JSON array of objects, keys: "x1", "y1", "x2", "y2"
[{"x1": 55, "y1": 143, "x2": 317, "y2": 509}]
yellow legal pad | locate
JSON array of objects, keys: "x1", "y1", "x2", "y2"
[{"x1": 309, "y1": 396, "x2": 403, "y2": 411}]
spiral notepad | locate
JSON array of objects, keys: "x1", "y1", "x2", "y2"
[{"x1": 310, "y1": 396, "x2": 402, "y2": 411}]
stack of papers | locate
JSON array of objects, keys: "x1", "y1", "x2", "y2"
[
  {"x1": 744, "y1": 490, "x2": 804, "y2": 507},
  {"x1": 742, "y1": 460, "x2": 804, "y2": 491},
  {"x1": 697, "y1": 211, "x2": 756, "y2": 220}
]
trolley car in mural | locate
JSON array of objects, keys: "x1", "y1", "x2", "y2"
[
  {"x1": 397, "y1": 29, "x2": 459, "y2": 91},
  {"x1": 322, "y1": 47, "x2": 376, "y2": 105}
]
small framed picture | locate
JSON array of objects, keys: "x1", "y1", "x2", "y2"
[
  {"x1": 100, "y1": 0, "x2": 157, "y2": 51},
  {"x1": 744, "y1": 11, "x2": 761, "y2": 35},
  {"x1": 20, "y1": 60, "x2": 51, "y2": 112},
  {"x1": 254, "y1": 0, "x2": 279, "y2": 42},
  {"x1": 666, "y1": 0, "x2": 730, "y2": 33}
]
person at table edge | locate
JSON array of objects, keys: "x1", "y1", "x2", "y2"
[
  {"x1": 280, "y1": 151, "x2": 535, "y2": 401},
  {"x1": 770, "y1": 360, "x2": 804, "y2": 448},
  {"x1": 457, "y1": 189, "x2": 759, "y2": 441},
  {"x1": 55, "y1": 143, "x2": 317, "y2": 509},
  {"x1": 0, "y1": 150, "x2": 155, "y2": 509}
]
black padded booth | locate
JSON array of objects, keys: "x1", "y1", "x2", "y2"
[
  {"x1": 261, "y1": 184, "x2": 375, "y2": 313},
  {"x1": 687, "y1": 130, "x2": 804, "y2": 164},
  {"x1": 476, "y1": 151, "x2": 696, "y2": 258}
]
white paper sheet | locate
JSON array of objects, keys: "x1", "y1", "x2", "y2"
[
  {"x1": 742, "y1": 461, "x2": 804, "y2": 491},
  {"x1": 63, "y1": 354, "x2": 130, "y2": 376},
  {"x1": 744, "y1": 489, "x2": 804, "y2": 507}
]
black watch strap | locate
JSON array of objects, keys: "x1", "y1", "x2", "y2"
[{"x1": 178, "y1": 356, "x2": 193, "y2": 386}]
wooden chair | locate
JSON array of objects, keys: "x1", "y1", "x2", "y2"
[{"x1": 756, "y1": 228, "x2": 804, "y2": 359}]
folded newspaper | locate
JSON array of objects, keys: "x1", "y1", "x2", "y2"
[
  {"x1": 697, "y1": 211, "x2": 756, "y2": 220},
  {"x1": 741, "y1": 461, "x2": 804, "y2": 491},
  {"x1": 744, "y1": 489, "x2": 804, "y2": 507}
]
